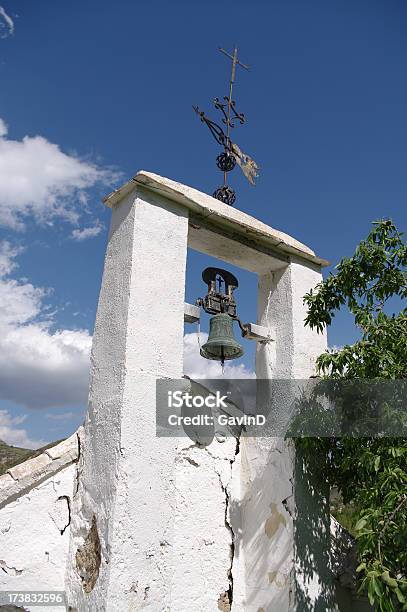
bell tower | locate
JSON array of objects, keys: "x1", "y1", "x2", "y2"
[{"x1": 65, "y1": 171, "x2": 329, "y2": 611}]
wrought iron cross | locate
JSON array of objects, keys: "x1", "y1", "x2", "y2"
[
  {"x1": 193, "y1": 46, "x2": 259, "y2": 207},
  {"x1": 218, "y1": 46, "x2": 249, "y2": 148}
]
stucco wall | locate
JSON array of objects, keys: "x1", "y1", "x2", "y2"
[
  {"x1": 0, "y1": 434, "x2": 79, "y2": 612},
  {"x1": 65, "y1": 188, "x2": 191, "y2": 612}
]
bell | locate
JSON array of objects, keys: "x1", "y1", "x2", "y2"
[{"x1": 200, "y1": 313, "x2": 244, "y2": 364}]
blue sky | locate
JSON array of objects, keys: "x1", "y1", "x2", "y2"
[{"x1": 0, "y1": 0, "x2": 406, "y2": 447}]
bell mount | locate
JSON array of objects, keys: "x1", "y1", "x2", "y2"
[{"x1": 196, "y1": 266, "x2": 250, "y2": 366}]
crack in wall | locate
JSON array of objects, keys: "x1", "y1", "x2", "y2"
[
  {"x1": 282, "y1": 496, "x2": 294, "y2": 519},
  {"x1": 282, "y1": 475, "x2": 295, "y2": 519},
  {"x1": 58, "y1": 495, "x2": 71, "y2": 535},
  {"x1": 184, "y1": 456, "x2": 199, "y2": 467},
  {"x1": 0, "y1": 560, "x2": 23, "y2": 575},
  {"x1": 218, "y1": 435, "x2": 240, "y2": 611},
  {"x1": 74, "y1": 432, "x2": 82, "y2": 497},
  {"x1": 224, "y1": 493, "x2": 234, "y2": 611}
]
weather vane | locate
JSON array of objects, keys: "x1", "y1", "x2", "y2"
[{"x1": 193, "y1": 46, "x2": 259, "y2": 206}]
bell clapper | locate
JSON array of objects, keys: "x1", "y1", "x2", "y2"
[{"x1": 221, "y1": 346, "x2": 225, "y2": 373}]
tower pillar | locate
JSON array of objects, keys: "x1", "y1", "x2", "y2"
[{"x1": 66, "y1": 171, "x2": 329, "y2": 611}]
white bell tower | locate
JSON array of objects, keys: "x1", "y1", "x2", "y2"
[{"x1": 65, "y1": 171, "x2": 328, "y2": 611}]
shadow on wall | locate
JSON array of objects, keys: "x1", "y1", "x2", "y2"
[
  {"x1": 294, "y1": 447, "x2": 372, "y2": 612},
  {"x1": 177, "y1": 379, "x2": 373, "y2": 611}
]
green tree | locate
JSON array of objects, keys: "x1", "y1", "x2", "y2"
[{"x1": 300, "y1": 220, "x2": 407, "y2": 611}]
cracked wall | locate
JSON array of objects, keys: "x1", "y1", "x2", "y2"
[
  {"x1": 64, "y1": 177, "x2": 330, "y2": 611},
  {"x1": 238, "y1": 437, "x2": 295, "y2": 612},
  {"x1": 0, "y1": 463, "x2": 75, "y2": 603},
  {"x1": 241, "y1": 261, "x2": 328, "y2": 612},
  {"x1": 169, "y1": 437, "x2": 241, "y2": 612},
  {"x1": 65, "y1": 188, "x2": 191, "y2": 612}
]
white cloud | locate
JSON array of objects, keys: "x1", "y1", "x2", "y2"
[
  {"x1": 183, "y1": 332, "x2": 255, "y2": 380},
  {"x1": 0, "y1": 242, "x2": 92, "y2": 409},
  {"x1": 70, "y1": 221, "x2": 104, "y2": 242},
  {"x1": 0, "y1": 6, "x2": 14, "y2": 39},
  {"x1": 0, "y1": 117, "x2": 119, "y2": 230},
  {"x1": 0, "y1": 244, "x2": 253, "y2": 415},
  {"x1": 0, "y1": 240, "x2": 22, "y2": 276},
  {"x1": 0, "y1": 410, "x2": 45, "y2": 449}
]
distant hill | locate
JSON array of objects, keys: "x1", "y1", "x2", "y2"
[{"x1": 0, "y1": 439, "x2": 63, "y2": 476}]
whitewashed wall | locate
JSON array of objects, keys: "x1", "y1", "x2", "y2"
[
  {"x1": 0, "y1": 433, "x2": 79, "y2": 612},
  {"x1": 0, "y1": 174, "x2": 369, "y2": 612}
]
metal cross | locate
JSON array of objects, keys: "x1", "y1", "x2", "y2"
[
  {"x1": 193, "y1": 46, "x2": 257, "y2": 206},
  {"x1": 218, "y1": 46, "x2": 250, "y2": 144}
]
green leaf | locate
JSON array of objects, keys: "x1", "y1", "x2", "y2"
[
  {"x1": 368, "y1": 579, "x2": 375, "y2": 606},
  {"x1": 381, "y1": 571, "x2": 398, "y2": 589},
  {"x1": 372, "y1": 576, "x2": 383, "y2": 597},
  {"x1": 355, "y1": 518, "x2": 367, "y2": 531},
  {"x1": 301, "y1": 220, "x2": 407, "y2": 612}
]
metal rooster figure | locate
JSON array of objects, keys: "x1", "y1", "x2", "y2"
[{"x1": 193, "y1": 46, "x2": 259, "y2": 206}]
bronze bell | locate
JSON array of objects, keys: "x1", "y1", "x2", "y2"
[{"x1": 200, "y1": 313, "x2": 244, "y2": 364}]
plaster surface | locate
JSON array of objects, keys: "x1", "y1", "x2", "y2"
[
  {"x1": 230, "y1": 261, "x2": 328, "y2": 612},
  {"x1": 0, "y1": 170, "x2": 366, "y2": 611},
  {"x1": 65, "y1": 187, "x2": 190, "y2": 611},
  {"x1": 65, "y1": 173, "x2": 332, "y2": 611},
  {"x1": 0, "y1": 434, "x2": 79, "y2": 612},
  {"x1": 103, "y1": 171, "x2": 329, "y2": 269}
]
